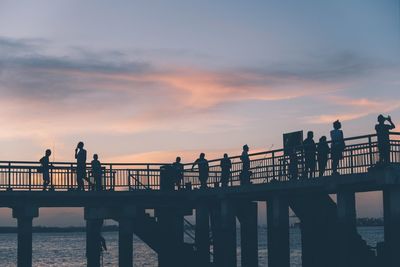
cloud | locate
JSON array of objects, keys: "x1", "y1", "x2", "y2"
[{"x1": 0, "y1": 36, "x2": 397, "y2": 142}]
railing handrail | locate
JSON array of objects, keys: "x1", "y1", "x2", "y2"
[{"x1": 0, "y1": 132, "x2": 397, "y2": 167}]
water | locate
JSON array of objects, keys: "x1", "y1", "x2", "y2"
[{"x1": 0, "y1": 227, "x2": 383, "y2": 266}]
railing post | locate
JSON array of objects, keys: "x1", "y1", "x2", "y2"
[
  {"x1": 147, "y1": 164, "x2": 150, "y2": 186},
  {"x1": 272, "y1": 152, "x2": 276, "y2": 182},
  {"x1": 70, "y1": 163, "x2": 73, "y2": 190},
  {"x1": 368, "y1": 136, "x2": 374, "y2": 166},
  {"x1": 7, "y1": 162, "x2": 12, "y2": 191},
  {"x1": 350, "y1": 150, "x2": 354, "y2": 174},
  {"x1": 29, "y1": 168, "x2": 32, "y2": 191},
  {"x1": 110, "y1": 164, "x2": 113, "y2": 191},
  {"x1": 128, "y1": 170, "x2": 131, "y2": 190}
]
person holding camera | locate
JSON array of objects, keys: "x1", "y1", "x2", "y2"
[{"x1": 375, "y1": 114, "x2": 396, "y2": 165}]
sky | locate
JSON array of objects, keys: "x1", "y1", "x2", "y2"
[{"x1": 0, "y1": 0, "x2": 399, "y2": 226}]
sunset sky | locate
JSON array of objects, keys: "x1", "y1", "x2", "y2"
[{"x1": 0, "y1": 0, "x2": 399, "y2": 225}]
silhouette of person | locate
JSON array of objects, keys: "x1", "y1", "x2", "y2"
[
  {"x1": 330, "y1": 120, "x2": 345, "y2": 175},
  {"x1": 375, "y1": 114, "x2": 395, "y2": 165},
  {"x1": 173, "y1": 156, "x2": 184, "y2": 189},
  {"x1": 220, "y1": 153, "x2": 232, "y2": 187},
  {"x1": 191, "y1": 153, "x2": 209, "y2": 188},
  {"x1": 288, "y1": 148, "x2": 298, "y2": 180},
  {"x1": 75, "y1": 142, "x2": 87, "y2": 191},
  {"x1": 303, "y1": 131, "x2": 317, "y2": 178},
  {"x1": 317, "y1": 136, "x2": 330, "y2": 177},
  {"x1": 40, "y1": 149, "x2": 52, "y2": 191},
  {"x1": 91, "y1": 154, "x2": 102, "y2": 191},
  {"x1": 240, "y1": 145, "x2": 252, "y2": 185}
]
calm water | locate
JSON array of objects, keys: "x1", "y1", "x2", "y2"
[{"x1": 0, "y1": 227, "x2": 383, "y2": 267}]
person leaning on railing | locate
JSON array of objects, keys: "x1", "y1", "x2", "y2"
[
  {"x1": 220, "y1": 153, "x2": 232, "y2": 187},
  {"x1": 375, "y1": 114, "x2": 396, "y2": 166},
  {"x1": 191, "y1": 153, "x2": 209, "y2": 189}
]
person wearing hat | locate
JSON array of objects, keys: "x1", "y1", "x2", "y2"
[
  {"x1": 375, "y1": 114, "x2": 395, "y2": 165},
  {"x1": 330, "y1": 120, "x2": 345, "y2": 175}
]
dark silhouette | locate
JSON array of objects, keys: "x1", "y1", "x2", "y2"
[
  {"x1": 375, "y1": 114, "x2": 395, "y2": 165},
  {"x1": 240, "y1": 144, "x2": 252, "y2": 185},
  {"x1": 317, "y1": 136, "x2": 330, "y2": 177},
  {"x1": 172, "y1": 157, "x2": 184, "y2": 189},
  {"x1": 39, "y1": 149, "x2": 52, "y2": 191},
  {"x1": 75, "y1": 142, "x2": 87, "y2": 191},
  {"x1": 192, "y1": 153, "x2": 209, "y2": 188},
  {"x1": 91, "y1": 154, "x2": 102, "y2": 191},
  {"x1": 330, "y1": 120, "x2": 345, "y2": 175},
  {"x1": 220, "y1": 153, "x2": 232, "y2": 187},
  {"x1": 303, "y1": 131, "x2": 317, "y2": 178},
  {"x1": 288, "y1": 148, "x2": 299, "y2": 180}
]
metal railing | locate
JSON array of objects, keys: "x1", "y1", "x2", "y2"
[{"x1": 0, "y1": 133, "x2": 399, "y2": 191}]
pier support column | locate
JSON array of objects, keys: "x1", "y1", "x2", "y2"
[
  {"x1": 267, "y1": 195, "x2": 290, "y2": 267},
  {"x1": 86, "y1": 219, "x2": 103, "y2": 267},
  {"x1": 337, "y1": 191, "x2": 356, "y2": 267},
  {"x1": 239, "y1": 202, "x2": 258, "y2": 267},
  {"x1": 384, "y1": 187, "x2": 400, "y2": 267},
  {"x1": 195, "y1": 203, "x2": 210, "y2": 266},
  {"x1": 13, "y1": 206, "x2": 39, "y2": 267},
  {"x1": 119, "y1": 219, "x2": 134, "y2": 267},
  {"x1": 210, "y1": 199, "x2": 237, "y2": 267}
]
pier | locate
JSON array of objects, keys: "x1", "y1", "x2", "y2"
[{"x1": 1, "y1": 132, "x2": 400, "y2": 267}]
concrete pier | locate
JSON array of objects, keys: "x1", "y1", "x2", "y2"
[
  {"x1": 239, "y1": 202, "x2": 258, "y2": 267},
  {"x1": 119, "y1": 219, "x2": 134, "y2": 267},
  {"x1": 195, "y1": 203, "x2": 210, "y2": 266},
  {"x1": 219, "y1": 199, "x2": 237, "y2": 267},
  {"x1": 384, "y1": 186, "x2": 400, "y2": 267},
  {"x1": 337, "y1": 191, "x2": 357, "y2": 267},
  {"x1": 12, "y1": 206, "x2": 39, "y2": 267},
  {"x1": 267, "y1": 195, "x2": 290, "y2": 267}
]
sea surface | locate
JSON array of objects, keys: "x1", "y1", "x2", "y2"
[{"x1": 0, "y1": 226, "x2": 383, "y2": 267}]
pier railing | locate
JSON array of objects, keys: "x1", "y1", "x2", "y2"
[{"x1": 0, "y1": 133, "x2": 399, "y2": 191}]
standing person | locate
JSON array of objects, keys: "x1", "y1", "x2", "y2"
[
  {"x1": 240, "y1": 144, "x2": 251, "y2": 185},
  {"x1": 91, "y1": 154, "x2": 102, "y2": 191},
  {"x1": 375, "y1": 115, "x2": 396, "y2": 165},
  {"x1": 220, "y1": 153, "x2": 232, "y2": 187},
  {"x1": 330, "y1": 120, "x2": 345, "y2": 175},
  {"x1": 75, "y1": 142, "x2": 87, "y2": 191},
  {"x1": 317, "y1": 136, "x2": 330, "y2": 177},
  {"x1": 303, "y1": 131, "x2": 317, "y2": 178},
  {"x1": 40, "y1": 149, "x2": 52, "y2": 191},
  {"x1": 191, "y1": 153, "x2": 209, "y2": 189},
  {"x1": 173, "y1": 156, "x2": 184, "y2": 189}
]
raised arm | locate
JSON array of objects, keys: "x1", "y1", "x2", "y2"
[{"x1": 388, "y1": 116, "x2": 396, "y2": 129}]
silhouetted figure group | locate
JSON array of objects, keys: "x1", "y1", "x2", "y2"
[
  {"x1": 40, "y1": 141, "x2": 104, "y2": 191},
  {"x1": 39, "y1": 115, "x2": 395, "y2": 191}
]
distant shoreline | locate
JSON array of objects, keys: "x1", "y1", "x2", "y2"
[{"x1": 0, "y1": 221, "x2": 384, "y2": 234}]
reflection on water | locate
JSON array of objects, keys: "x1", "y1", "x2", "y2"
[{"x1": 0, "y1": 226, "x2": 383, "y2": 267}]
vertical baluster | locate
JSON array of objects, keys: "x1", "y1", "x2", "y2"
[
  {"x1": 7, "y1": 162, "x2": 11, "y2": 191},
  {"x1": 368, "y1": 136, "x2": 373, "y2": 166}
]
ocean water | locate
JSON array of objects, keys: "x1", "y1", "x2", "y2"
[{"x1": 0, "y1": 227, "x2": 383, "y2": 267}]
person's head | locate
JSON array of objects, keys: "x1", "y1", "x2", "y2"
[
  {"x1": 243, "y1": 144, "x2": 249, "y2": 151},
  {"x1": 378, "y1": 114, "x2": 385, "y2": 124},
  {"x1": 333, "y1": 120, "x2": 341, "y2": 130},
  {"x1": 176, "y1": 156, "x2": 181, "y2": 163},
  {"x1": 77, "y1": 141, "x2": 84, "y2": 149},
  {"x1": 307, "y1": 131, "x2": 314, "y2": 139},
  {"x1": 319, "y1": 136, "x2": 327, "y2": 143},
  {"x1": 93, "y1": 154, "x2": 98, "y2": 160},
  {"x1": 200, "y1": 153, "x2": 205, "y2": 159},
  {"x1": 45, "y1": 149, "x2": 52, "y2": 157},
  {"x1": 223, "y1": 153, "x2": 228, "y2": 158}
]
